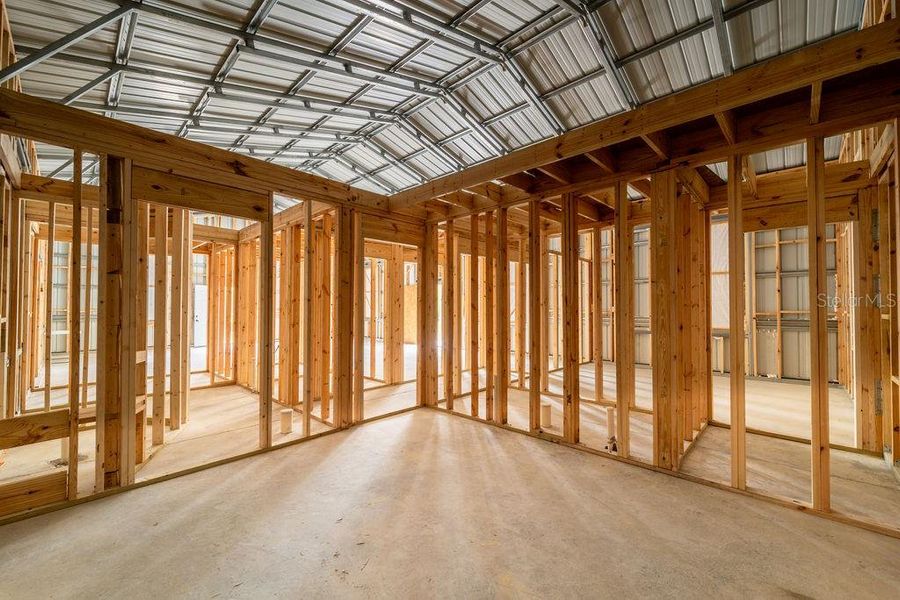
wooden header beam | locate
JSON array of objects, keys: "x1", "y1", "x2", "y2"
[
  {"x1": 21, "y1": 170, "x2": 265, "y2": 221},
  {"x1": 390, "y1": 20, "x2": 899, "y2": 210},
  {"x1": 0, "y1": 88, "x2": 388, "y2": 215}
]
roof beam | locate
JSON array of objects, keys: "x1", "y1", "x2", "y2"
[
  {"x1": 396, "y1": 118, "x2": 466, "y2": 172},
  {"x1": 60, "y1": 68, "x2": 123, "y2": 105},
  {"x1": 230, "y1": 14, "x2": 375, "y2": 157},
  {"x1": 600, "y1": 0, "x2": 777, "y2": 71},
  {"x1": 388, "y1": 20, "x2": 900, "y2": 209},
  {"x1": 443, "y1": 93, "x2": 509, "y2": 155},
  {"x1": 294, "y1": 38, "x2": 450, "y2": 175},
  {"x1": 580, "y1": 3, "x2": 638, "y2": 109},
  {"x1": 412, "y1": 65, "x2": 899, "y2": 220},
  {"x1": 338, "y1": 0, "x2": 503, "y2": 63},
  {"x1": 25, "y1": 48, "x2": 399, "y2": 123},
  {"x1": 63, "y1": 102, "x2": 365, "y2": 141},
  {"x1": 245, "y1": 0, "x2": 281, "y2": 34},
  {"x1": 178, "y1": 0, "x2": 364, "y2": 135},
  {"x1": 363, "y1": 139, "x2": 428, "y2": 184},
  {"x1": 500, "y1": 172, "x2": 538, "y2": 192},
  {"x1": 351, "y1": 0, "x2": 550, "y2": 150},
  {"x1": 584, "y1": 147, "x2": 616, "y2": 174},
  {"x1": 810, "y1": 81, "x2": 823, "y2": 124},
  {"x1": 714, "y1": 110, "x2": 737, "y2": 145},
  {"x1": 106, "y1": 10, "x2": 139, "y2": 114},
  {"x1": 235, "y1": 43, "x2": 441, "y2": 98},
  {"x1": 676, "y1": 167, "x2": 709, "y2": 203},
  {"x1": 708, "y1": 0, "x2": 734, "y2": 75},
  {"x1": 536, "y1": 162, "x2": 572, "y2": 184},
  {"x1": 0, "y1": 4, "x2": 134, "y2": 84},
  {"x1": 504, "y1": 58, "x2": 565, "y2": 135},
  {"x1": 641, "y1": 131, "x2": 669, "y2": 160},
  {"x1": 0, "y1": 88, "x2": 390, "y2": 212},
  {"x1": 21, "y1": 48, "x2": 400, "y2": 124},
  {"x1": 123, "y1": 1, "x2": 444, "y2": 91},
  {"x1": 629, "y1": 178, "x2": 651, "y2": 198},
  {"x1": 450, "y1": 0, "x2": 495, "y2": 26},
  {"x1": 742, "y1": 155, "x2": 758, "y2": 198},
  {"x1": 331, "y1": 156, "x2": 397, "y2": 194}
]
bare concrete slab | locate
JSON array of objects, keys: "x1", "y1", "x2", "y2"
[{"x1": 0, "y1": 409, "x2": 897, "y2": 599}]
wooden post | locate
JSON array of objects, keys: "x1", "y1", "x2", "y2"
[
  {"x1": 540, "y1": 223, "x2": 550, "y2": 392},
  {"x1": 81, "y1": 208, "x2": 93, "y2": 409},
  {"x1": 592, "y1": 226, "x2": 603, "y2": 402},
  {"x1": 152, "y1": 206, "x2": 167, "y2": 445},
  {"x1": 516, "y1": 238, "x2": 526, "y2": 391},
  {"x1": 134, "y1": 199, "x2": 149, "y2": 465},
  {"x1": 470, "y1": 214, "x2": 480, "y2": 416},
  {"x1": 169, "y1": 208, "x2": 183, "y2": 429},
  {"x1": 319, "y1": 215, "x2": 332, "y2": 421},
  {"x1": 208, "y1": 242, "x2": 217, "y2": 385},
  {"x1": 236, "y1": 242, "x2": 246, "y2": 387},
  {"x1": 452, "y1": 226, "x2": 462, "y2": 395},
  {"x1": 443, "y1": 219, "x2": 455, "y2": 408},
  {"x1": 484, "y1": 210, "x2": 495, "y2": 420},
  {"x1": 676, "y1": 192, "x2": 692, "y2": 446},
  {"x1": 0, "y1": 179, "x2": 6, "y2": 416},
  {"x1": 387, "y1": 245, "x2": 404, "y2": 384},
  {"x1": 854, "y1": 188, "x2": 879, "y2": 452},
  {"x1": 807, "y1": 136, "x2": 830, "y2": 510},
  {"x1": 418, "y1": 221, "x2": 438, "y2": 407},
  {"x1": 333, "y1": 207, "x2": 356, "y2": 429},
  {"x1": 249, "y1": 241, "x2": 259, "y2": 391},
  {"x1": 289, "y1": 225, "x2": 302, "y2": 407},
  {"x1": 278, "y1": 232, "x2": 289, "y2": 402},
  {"x1": 95, "y1": 156, "x2": 135, "y2": 491},
  {"x1": 690, "y1": 201, "x2": 711, "y2": 429},
  {"x1": 890, "y1": 119, "x2": 900, "y2": 465},
  {"x1": 5, "y1": 184, "x2": 21, "y2": 418},
  {"x1": 120, "y1": 159, "x2": 137, "y2": 486},
  {"x1": 529, "y1": 202, "x2": 542, "y2": 431},
  {"x1": 302, "y1": 201, "x2": 313, "y2": 436},
  {"x1": 614, "y1": 181, "x2": 632, "y2": 457},
  {"x1": 368, "y1": 259, "x2": 377, "y2": 378},
  {"x1": 181, "y1": 213, "x2": 191, "y2": 421},
  {"x1": 728, "y1": 155, "x2": 746, "y2": 489},
  {"x1": 562, "y1": 193, "x2": 580, "y2": 443},
  {"x1": 44, "y1": 200, "x2": 53, "y2": 411},
  {"x1": 496, "y1": 207, "x2": 509, "y2": 424},
  {"x1": 775, "y1": 228, "x2": 783, "y2": 379},
  {"x1": 353, "y1": 212, "x2": 364, "y2": 423},
  {"x1": 549, "y1": 248, "x2": 558, "y2": 372},
  {"x1": 650, "y1": 171, "x2": 679, "y2": 469},
  {"x1": 66, "y1": 150, "x2": 82, "y2": 498},
  {"x1": 258, "y1": 195, "x2": 274, "y2": 448}
]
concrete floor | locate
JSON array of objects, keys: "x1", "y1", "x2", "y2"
[
  {"x1": 5, "y1": 359, "x2": 895, "y2": 533},
  {"x1": 444, "y1": 361, "x2": 899, "y2": 530},
  {"x1": 0, "y1": 409, "x2": 897, "y2": 598},
  {"x1": 1, "y1": 381, "x2": 417, "y2": 495},
  {"x1": 680, "y1": 425, "x2": 900, "y2": 530},
  {"x1": 26, "y1": 346, "x2": 215, "y2": 411}
]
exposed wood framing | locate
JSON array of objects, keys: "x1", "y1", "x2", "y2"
[
  {"x1": 0, "y1": 12, "x2": 897, "y2": 539},
  {"x1": 562, "y1": 193, "x2": 580, "y2": 444},
  {"x1": 807, "y1": 136, "x2": 830, "y2": 510},
  {"x1": 728, "y1": 155, "x2": 747, "y2": 489},
  {"x1": 613, "y1": 181, "x2": 632, "y2": 458},
  {"x1": 528, "y1": 201, "x2": 541, "y2": 431}
]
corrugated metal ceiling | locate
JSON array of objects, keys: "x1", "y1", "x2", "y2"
[{"x1": 6, "y1": 0, "x2": 865, "y2": 193}]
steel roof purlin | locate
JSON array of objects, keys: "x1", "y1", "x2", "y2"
[{"x1": 6, "y1": 0, "x2": 867, "y2": 198}]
